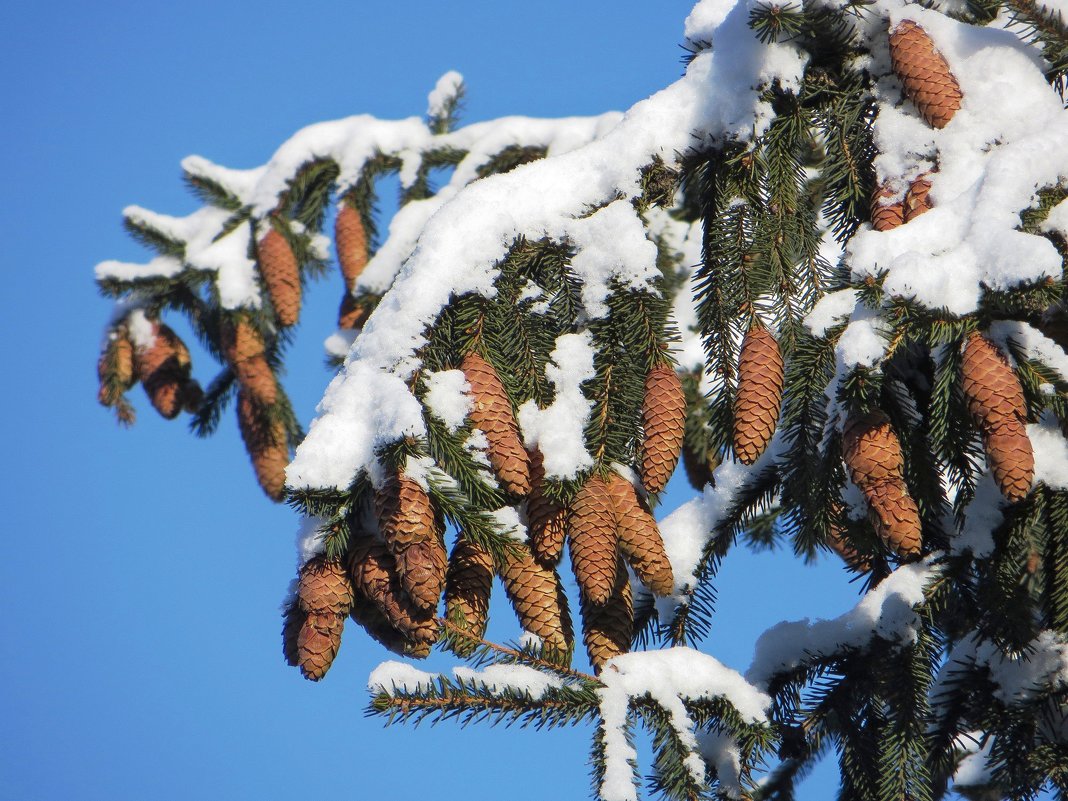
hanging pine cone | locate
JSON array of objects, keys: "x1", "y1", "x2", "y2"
[
  {"x1": 335, "y1": 202, "x2": 369, "y2": 291},
  {"x1": 258, "y1": 224, "x2": 301, "y2": 327},
  {"x1": 841, "y1": 411, "x2": 923, "y2": 557},
  {"x1": 961, "y1": 332, "x2": 1034, "y2": 501},
  {"x1": 374, "y1": 472, "x2": 447, "y2": 611},
  {"x1": 889, "y1": 20, "x2": 963, "y2": 129},
  {"x1": 682, "y1": 441, "x2": 719, "y2": 490},
  {"x1": 295, "y1": 556, "x2": 354, "y2": 681},
  {"x1": 904, "y1": 174, "x2": 934, "y2": 222},
  {"x1": 236, "y1": 390, "x2": 288, "y2": 501},
  {"x1": 527, "y1": 449, "x2": 567, "y2": 565},
  {"x1": 461, "y1": 352, "x2": 531, "y2": 495},
  {"x1": 871, "y1": 184, "x2": 905, "y2": 232},
  {"x1": 134, "y1": 321, "x2": 191, "y2": 420},
  {"x1": 567, "y1": 475, "x2": 619, "y2": 605},
  {"x1": 347, "y1": 536, "x2": 439, "y2": 656},
  {"x1": 581, "y1": 556, "x2": 633, "y2": 672},
  {"x1": 349, "y1": 593, "x2": 420, "y2": 656},
  {"x1": 604, "y1": 472, "x2": 673, "y2": 597},
  {"x1": 497, "y1": 542, "x2": 573, "y2": 661},
  {"x1": 444, "y1": 536, "x2": 494, "y2": 648},
  {"x1": 338, "y1": 292, "x2": 371, "y2": 331},
  {"x1": 732, "y1": 327, "x2": 784, "y2": 465},
  {"x1": 640, "y1": 364, "x2": 686, "y2": 493},
  {"x1": 221, "y1": 317, "x2": 277, "y2": 406},
  {"x1": 97, "y1": 328, "x2": 136, "y2": 407}
]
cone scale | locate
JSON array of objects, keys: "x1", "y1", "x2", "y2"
[
  {"x1": 461, "y1": 352, "x2": 531, "y2": 496},
  {"x1": 732, "y1": 327, "x2": 784, "y2": 465},
  {"x1": 640, "y1": 365, "x2": 686, "y2": 493}
]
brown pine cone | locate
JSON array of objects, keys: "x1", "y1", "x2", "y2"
[
  {"x1": 733, "y1": 327, "x2": 784, "y2": 465},
  {"x1": 375, "y1": 472, "x2": 447, "y2": 611},
  {"x1": 461, "y1": 352, "x2": 531, "y2": 496},
  {"x1": 961, "y1": 332, "x2": 1034, "y2": 500},
  {"x1": 281, "y1": 598, "x2": 304, "y2": 668},
  {"x1": 221, "y1": 318, "x2": 277, "y2": 406},
  {"x1": 497, "y1": 543, "x2": 573, "y2": 661},
  {"x1": 338, "y1": 293, "x2": 371, "y2": 330},
  {"x1": 841, "y1": 411, "x2": 922, "y2": 557},
  {"x1": 295, "y1": 556, "x2": 353, "y2": 681},
  {"x1": 348, "y1": 536, "x2": 439, "y2": 655},
  {"x1": 983, "y1": 418, "x2": 1035, "y2": 502},
  {"x1": 904, "y1": 174, "x2": 934, "y2": 222},
  {"x1": 335, "y1": 202, "x2": 369, "y2": 291},
  {"x1": 867, "y1": 481, "x2": 923, "y2": 558},
  {"x1": 97, "y1": 328, "x2": 136, "y2": 407},
  {"x1": 297, "y1": 613, "x2": 345, "y2": 681},
  {"x1": 889, "y1": 20, "x2": 962, "y2": 129},
  {"x1": 236, "y1": 390, "x2": 288, "y2": 501},
  {"x1": 527, "y1": 449, "x2": 567, "y2": 564},
  {"x1": 567, "y1": 475, "x2": 619, "y2": 605},
  {"x1": 581, "y1": 556, "x2": 633, "y2": 672},
  {"x1": 871, "y1": 184, "x2": 905, "y2": 232},
  {"x1": 444, "y1": 536, "x2": 494, "y2": 646},
  {"x1": 134, "y1": 322, "x2": 190, "y2": 420},
  {"x1": 640, "y1": 364, "x2": 686, "y2": 493},
  {"x1": 842, "y1": 411, "x2": 907, "y2": 487},
  {"x1": 349, "y1": 593, "x2": 427, "y2": 657},
  {"x1": 682, "y1": 442, "x2": 720, "y2": 490},
  {"x1": 258, "y1": 224, "x2": 301, "y2": 327},
  {"x1": 825, "y1": 523, "x2": 871, "y2": 574},
  {"x1": 961, "y1": 333, "x2": 1028, "y2": 430},
  {"x1": 604, "y1": 472, "x2": 673, "y2": 596}
]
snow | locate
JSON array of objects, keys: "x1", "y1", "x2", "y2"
[
  {"x1": 517, "y1": 332, "x2": 597, "y2": 480},
  {"x1": 427, "y1": 70, "x2": 463, "y2": 119},
  {"x1": 1029, "y1": 420, "x2": 1068, "y2": 490},
  {"x1": 952, "y1": 475, "x2": 1005, "y2": 557},
  {"x1": 836, "y1": 314, "x2": 887, "y2": 369},
  {"x1": 952, "y1": 734, "x2": 994, "y2": 787},
  {"x1": 989, "y1": 320, "x2": 1068, "y2": 383},
  {"x1": 95, "y1": 255, "x2": 183, "y2": 283},
  {"x1": 422, "y1": 369, "x2": 472, "y2": 434},
  {"x1": 597, "y1": 648, "x2": 770, "y2": 801},
  {"x1": 965, "y1": 629, "x2": 1068, "y2": 704},
  {"x1": 747, "y1": 559, "x2": 939, "y2": 688},
  {"x1": 1044, "y1": 195, "x2": 1068, "y2": 239},
  {"x1": 452, "y1": 664, "x2": 562, "y2": 697},
  {"x1": 368, "y1": 661, "x2": 437, "y2": 694},
  {"x1": 804, "y1": 289, "x2": 859, "y2": 338},
  {"x1": 295, "y1": 515, "x2": 328, "y2": 565},
  {"x1": 126, "y1": 309, "x2": 157, "y2": 350}
]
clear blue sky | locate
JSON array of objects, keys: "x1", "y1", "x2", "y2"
[{"x1": 1, "y1": 2, "x2": 863, "y2": 799}]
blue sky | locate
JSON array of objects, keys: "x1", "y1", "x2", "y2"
[{"x1": 1, "y1": 2, "x2": 863, "y2": 798}]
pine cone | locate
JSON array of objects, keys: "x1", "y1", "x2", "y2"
[
  {"x1": 281, "y1": 597, "x2": 304, "y2": 668},
  {"x1": 461, "y1": 352, "x2": 531, "y2": 496},
  {"x1": 497, "y1": 543, "x2": 573, "y2": 661},
  {"x1": 444, "y1": 536, "x2": 494, "y2": 647},
  {"x1": 682, "y1": 442, "x2": 719, "y2": 490},
  {"x1": 825, "y1": 523, "x2": 871, "y2": 574},
  {"x1": 871, "y1": 184, "x2": 905, "y2": 232},
  {"x1": 889, "y1": 20, "x2": 962, "y2": 129},
  {"x1": 904, "y1": 174, "x2": 934, "y2": 222},
  {"x1": 181, "y1": 379, "x2": 204, "y2": 413},
  {"x1": 581, "y1": 556, "x2": 633, "y2": 672},
  {"x1": 349, "y1": 593, "x2": 426, "y2": 657},
  {"x1": 567, "y1": 475, "x2": 619, "y2": 605},
  {"x1": 732, "y1": 327, "x2": 784, "y2": 465},
  {"x1": 236, "y1": 390, "x2": 288, "y2": 501},
  {"x1": 347, "y1": 536, "x2": 439, "y2": 655},
  {"x1": 961, "y1": 332, "x2": 1034, "y2": 500},
  {"x1": 640, "y1": 365, "x2": 686, "y2": 493},
  {"x1": 97, "y1": 328, "x2": 136, "y2": 407},
  {"x1": 335, "y1": 202, "x2": 369, "y2": 291},
  {"x1": 258, "y1": 225, "x2": 301, "y2": 327},
  {"x1": 221, "y1": 318, "x2": 277, "y2": 406},
  {"x1": 134, "y1": 321, "x2": 190, "y2": 420},
  {"x1": 527, "y1": 449, "x2": 567, "y2": 564},
  {"x1": 338, "y1": 293, "x2": 371, "y2": 330},
  {"x1": 375, "y1": 472, "x2": 447, "y2": 611},
  {"x1": 295, "y1": 556, "x2": 354, "y2": 681},
  {"x1": 983, "y1": 419, "x2": 1035, "y2": 502},
  {"x1": 961, "y1": 333, "x2": 1028, "y2": 430},
  {"x1": 604, "y1": 472, "x2": 673, "y2": 596},
  {"x1": 841, "y1": 411, "x2": 922, "y2": 557}
]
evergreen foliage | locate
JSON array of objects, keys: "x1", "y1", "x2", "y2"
[{"x1": 93, "y1": 1, "x2": 1068, "y2": 798}]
